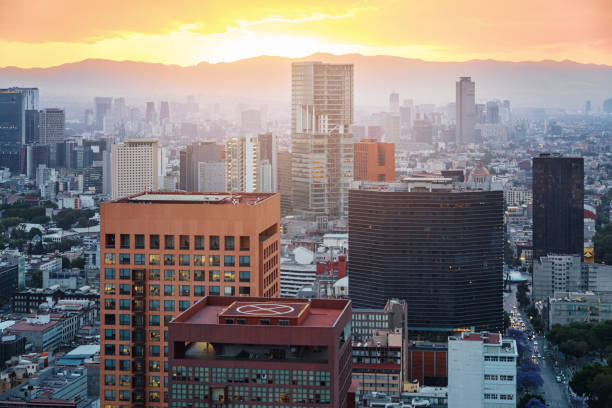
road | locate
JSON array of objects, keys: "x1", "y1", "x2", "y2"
[{"x1": 504, "y1": 282, "x2": 572, "y2": 407}]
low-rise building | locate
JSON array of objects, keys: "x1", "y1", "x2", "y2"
[
  {"x1": 532, "y1": 254, "x2": 582, "y2": 302},
  {"x1": 448, "y1": 332, "x2": 517, "y2": 407},
  {"x1": 7, "y1": 316, "x2": 63, "y2": 352},
  {"x1": 548, "y1": 292, "x2": 612, "y2": 328},
  {"x1": 12, "y1": 287, "x2": 99, "y2": 314},
  {"x1": 405, "y1": 341, "x2": 448, "y2": 387}
]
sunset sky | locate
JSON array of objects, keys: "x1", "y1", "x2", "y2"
[{"x1": 1, "y1": 0, "x2": 611, "y2": 68}]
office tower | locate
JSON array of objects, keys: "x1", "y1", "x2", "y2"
[
  {"x1": 241, "y1": 109, "x2": 262, "y2": 133},
  {"x1": 389, "y1": 92, "x2": 399, "y2": 112},
  {"x1": 197, "y1": 162, "x2": 225, "y2": 192},
  {"x1": 113, "y1": 97, "x2": 126, "y2": 120},
  {"x1": 168, "y1": 296, "x2": 351, "y2": 407},
  {"x1": 225, "y1": 136, "x2": 258, "y2": 193},
  {"x1": 455, "y1": 77, "x2": 476, "y2": 145},
  {"x1": 26, "y1": 144, "x2": 50, "y2": 179},
  {"x1": 532, "y1": 153, "x2": 584, "y2": 260},
  {"x1": 532, "y1": 254, "x2": 582, "y2": 302},
  {"x1": 83, "y1": 138, "x2": 108, "y2": 162},
  {"x1": 277, "y1": 150, "x2": 293, "y2": 216},
  {"x1": 0, "y1": 90, "x2": 25, "y2": 171},
  {"x1": 349, "y1": 177, "x2": 504, "y2": 332},
  {"x1": 399, "y1": 106, "x2": 412, "y2": 129},
  {"x1": 39, "y1": 108, "x2": 65, "y2": 145},
  {"x1": 291, "y1": 61, "x2": 354, "y2": 219},
  {"x1": 100, "y1": 192, "x2": 281, "y2": 407},
  {"x1": 257, "y1": 132, "x2": 278, "y2": 192},
  {"x1": 102, "y1": 149, "x2": 112, "y2": 196},
  {"x1": 179, "y1": 141, "x2": 224, "y2": 191},
  {"x1": 486, "y1": 101, "x2": 500, "y2": 124},
  {"x1": 448, "y1": 332, "x2": 517, "y2": 407},
  {"x1": 159, "y1": 101, "x2": 169, "y2": 122},
  {"x1": 111, "y1": 140, "x2": 159, "y2": 199},
  {"x1": 25, "y1": 110, "x2": 40, "y2": 144},
  {"x1": 145, "y1": 102, "x2": 156, "y2": 123},
  {"x1": 585, "y1": 100, "x2": 591, "y2": 113},
  {"x1": 353, "y1": 139, "x2": 395, "y2": 182},
  {"x1": 383, "y1": 113, "x2": 400, "y2": 144},
  {"x1": 94, "y1": 97, "x2": 113, "y2": 131},
  {"x1": 604, "y1": 97, "x2": 612, "y2": 114},
  {"x1": 8, "y1": 87, "x2": 38, "y2": 110},
  {"x1": 412, "y1": 118, "x2": 433, "y2": 144},
  {"x1": 83, "y1": 165, "x2": 104, "y2": 193}
]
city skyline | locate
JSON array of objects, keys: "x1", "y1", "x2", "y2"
[{"x1": 2, "y1": 0, "x2": 611, "y2": 68}]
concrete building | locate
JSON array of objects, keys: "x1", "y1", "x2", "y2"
[
  {"x1": 383, "y1": 113, "x2": 400, "y2": 144},
  {"x1": 582, "y1": 262, "x2": 612, "y2": 294},
  {"x1": 277, "y1": 150, "x2": 293, "y2": 216},
  {"x1": 39, "y1": 108, "x2": 65, "y2": 145},
  {"x1": 11, "y1": 287, "x2": 100, "y2": 314},
  {"x1": 455, "y1": 77, "x2": 476, "y2": 145},
  {"x1": 197, "y1": 161, "x2": 226, "y2": 192},
  {"x1": 353, "y1": 139, "x2": 395, "y2": 182},
  {"x1": 0, "y1": 90, "x2": 25, "y2": 171},
  {"x1": 179, "y1": 141, "x2": 223, "y2": 192},
  {"x1": 8, "y1": 315, "x2": 63, "y2": 352},
  {"x1": 351, "y1": 299, "x2": 407, "y2": 343},
  {"x1": 94, "y1": 97, "x2": 112, "y2": 131},
  {"x1": 448, "y1": 332, "x2": 517, "y2": 408},
  {"x1": 548, "y1": 292, "x2": 612, "y2": 328},
  {"x1": 225, "y1": 136, "x2": 258, "y2": 193},
  {"x1": 405, "y1": 341, "x2": 448, "y2": 387},
  {"x1": 280, "y1": 247, "x2": 317, "y2": 298},
  {"x1": 532, "y1": 254, "x2": 582, "y2": 302},
  {"x1": 503, "y1": 188, "x2": 532, "y2": 206},
  {"x1": 291, "y1": 61, "x2": 354, "y2": 219},
  {"x1": 111, "y1": 140, "x2": 159, "y2": 200},
  {"x1": 168, "y1": 296, "x2": 352, "y2": 408},
  {"x1": 100, "y1": 192, "x2": 280, "y2": 407},
  {"x1": 352, "y1": 329, "x2": 403, "y2": 398}
]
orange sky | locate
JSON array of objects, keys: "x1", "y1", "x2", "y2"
[{"x1": 1, "y1": 0, "x2": 611, "y2": 68}]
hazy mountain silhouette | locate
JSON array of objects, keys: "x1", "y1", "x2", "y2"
[{"x1": 2, "y1": 53, "x2": 611, "y2": 109}]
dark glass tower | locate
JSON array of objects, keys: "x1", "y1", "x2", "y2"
[
  {"x1": 0, "y1": 90, "x2": 24, "y2": 171},
  {"x1": 532, "y1": 153, "x2": 584, "y2": 259},
  {"x1": 348, "y1": 180, "x2": 504, "y2": 332}
]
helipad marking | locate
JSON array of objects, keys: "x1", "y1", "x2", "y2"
[{"x1": 235, "y1": 304, "x2": 295, "y2": 315}]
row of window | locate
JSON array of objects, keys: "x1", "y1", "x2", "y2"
[
  {"x1": 105, "y1": 234, "x2": 250, "y2": 251},
  {"x1": 484, "y1": 356, "x2": 515, "y2": 362},
  {"x1": 484, "y1": 393, "x2": 514, "y2": 400},
  {"x1": 105, "y1": 268, "x2": 252, "y2": 282},
  {"x1": 104, "y1": 358, "x2": 166, "y2": 372},
  {"x1": 172, "y1": 367, "x2": 331, "y2": 388},
  {"x1": 104, "y1": 254, "x2": 251, "y2": 267},
  {"x1": 103, "y1": 284, "x2": 250, "y2": 303},
  {"x1": 484, "y1": 374, "x2": 514, "y2": 381}
]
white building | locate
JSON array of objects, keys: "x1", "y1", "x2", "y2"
[
  {"x1": 280, "y1": 247, "x2": 317, "y2": 298},
  {"x1": 40, "y1": 258, "x2": 62, "y2": 288},
  {"x1": 111, "y1": 140, "x2": 159, "y2": 200},
  {"x1": 532, "y1": 254, "x2": 582, "y2": 302},
  {"x1": 448, "y1": 332, "x2": 518, "y2": 407},
  {"x1": 225, "y1": 136, "x2": 258, "y2": 193},
  {"x1": 198, "y1": 161, "x2": 226, "y2": 192},
  {"x1": 503, "y1": 188, "x2": 532, "y2": 206},
  {"x1": 582, "y1": 262, "x2": 612, "y2": 294}
]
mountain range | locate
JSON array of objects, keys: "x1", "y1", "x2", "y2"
[{"x1": 2, "y1": 53, "x2": 612, "y2": 110}]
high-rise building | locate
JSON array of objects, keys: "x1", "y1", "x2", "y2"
[
  {"x1": 349, "y1": 177, "x2": 504, "y2": 332},
  {"x1": 353, "y1": 139, "x2": 395, "y2": 182},
  {"x1": 25, "y1": 109, "x2": 40, "y2": 144},
  {"x1": 26, "y1": 144, "x2": 50, "y2": 179},
  {"x1": 412, "y1": 119, "x2": 433, "y2": 144},
  {"x1": 383, "y1": 113, "x2": 400, "y2": 144},
  {"x1": 291, "y1": 61, "x2": 354, "y2": 219},
  {"x1": 0, "y1": 89, "x2": 25, "y2": 171},
  {"x1": 225, "y1": 136, "x2": 258, "y2": 193},
  {"x1": 604, "y1": 97, "x2": 612, "y2": 114},
  {"x1": 145, "y1": 102, "x2": 156, "y2": 123},
  {"x1": 585, "y1": 100, "x2": 591, "y2": 113},
  {"x1": 111, "y1": 140, "x2": 159, "y2": 199},
  {"x1": 486, "y1": 101, "x2": 500, "y2": 124},
  {"x1": 168, "y1": 296, "x2": 351, "y2": 408},
  {"x1": 532, "y1": 254, "x2": 582, "y2": 302},
  {"x1": 389, "y1": 92, "x2": 399, "y2": 112},
  {"x1": 448, "y1": 332, "x2": 518, "y2": 407},
  {"x1": 455, "y1": 77, "x2": 476, "y2": 145},
  {"x1": 159, "y1": 101, "x2": 169, "y2": 122},
  {"x1": 100, "y1": 192, "x2": 281, "y2": 407},
  {"x1": 84, "y1": 165, "x2": 104, "y2": 193},
  {"x1": 94, "y1": 97, "x2": 113, "y2": 131},
  {"x1": 241, "y1": 109, "x2": 262, "y2": 133},
  {"x1": 532, "y1": 153, "x2": 584, "y2": 260},
  {"x1": 257, "y1": 132, "x2": 278, "y2": 192},
  {"x1": 39, "y1": 108, "x2": 65, "y2": 145},
  {"x1": 179, "y1": 141, "x2": 224, "y2": 191},
  {"x1": 197, "y1": 161, "x2": 226, "y2": 192},
  {"x1": 277, "y1": 150, "x2": 293, "y2": 216}
]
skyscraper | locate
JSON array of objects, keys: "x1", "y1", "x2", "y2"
[
  {"x1": 532, "y1": 153, "x2": 584, "y2": 260},
  {"x1": 99, "y1": 191, "x2": 281, "y2": 407},
  {"x1": 179, "y1": 141, "x2": 223, "y2": 191},
  {"x1": 39, "y1": 108, "x2": 65, "y2": 145},
  {"x1": 486, "y1": 101, "x2": 500, "y2": 124},
  {"x1": 159, "y1": 101, "x2": 169, "y2": 122},
  {"x1": 94, "y1": 97, "x2": 113, "y2": 131},
  {"x1": 0, "y1": 89, "x2": 25, "y2": 171},
  {"x1": 455, "y1": 77, "x2": 476, "y2": 145},
  {"x1": 389, "y1": 91, "x2": 399, "y2": 112},
  {"x1": 349, "y1": 177, "x2": 504, "y2": 332},
  {"x1": 111, "y1": 140, "x2": 160, "y2": 199},
  {"x1": 145, "y1": 102, "x2": 156, "y2": 123},
  {"x1": 257, "y1": 132, "x2": 278, "y2": 192},
  {"x1": 225, "y1": 136, "x2": 258, "y2": 193},
  {"x1": 25, "y1": 110, "x2": 40, "y2": 144},
  {"x1": 291, "y1": 61, "x2": 354, "y2": 219},
  {"x1": 277, "y1": 150, "x2": 293, "y2": 216}
]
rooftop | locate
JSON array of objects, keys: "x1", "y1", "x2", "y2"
[{"x1": 112, "y1": 191, "x2": 276, "y2": 205}]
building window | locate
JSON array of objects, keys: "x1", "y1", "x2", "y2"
[
  {"x1": 164, "y1": 285, "x2": 175, "y2": 296},
  {"x1": 164, "y1": 300, "x2": 175, "y2": 311},
  {"x1": 179, "y1": 235, "x2": 190, "y2": 250},
  {"x1": 224, "y1": 286, "x2": 235, "y2": 296},
  {"x1": 239, "y1": 287, "x2": 250, "y2": 296},
  {"x1": 149, "y1": 284, "x2": 160, "y2": 296},
  {"x1": 119, "y1": 299, "x2": 130, "y2": 310},
  {"x1": 224, "y1": 255, "x2": 235, "y2": 267},
  {"x1": 194, "y1": 270, "x2": 204, "y2": 281},
  {"x1": 104, "y1": 389, "x2": 116, "y2": 401},
  {"x1": 150, "y1": 330, "x2": 160, "y2": 341},
  {"x1": 149, "y1": 269, "x2": 160, "y2": 280},
  {"x1": 164, "y1": 254, "x2": 175, "y2": 266},
  {"x1": 178, "y1": 270, "x2": 190, "y2": 281},
  {"x1": 149, "y1": 345, "x2": 160, "y2": 357},
  {"x1": 149, "y1": 300, "x2": 160, "y2": 311},
  {"x1": 104, "y1": 284, "x2": 116, "y2": 295},
  {"x1": 149, "y1": 315, "x2": 160, "y2": 326},
  {"x1": 104, "y1": 374, "x2": 115, "y2": 386},
  {"x1": 104, "y1": 298, "x2": 115, "y2": 309},
  {"x1": 209, "y1": 255, "x2": 220, "y2": 266},
  {"x1": 105, "y1": 344, "x2": 115, "y2": 355},
  {"x1": 134, "y1": 254, "x2": 145, "y2": 265},
  {"x1": 180, "y1": 285, "x2": 190, "y2": 296},
  {"x1": 104, "y1": 254, "x2": 115, "y2": 265},
  {"x1": 239, "y1": 256, "x2": 250, "y2": 267},
  {"x1": 194, "y1": 255, "x2": 204, "y2": 266},
  {"x1": 119, "y1": 314, "x2": 130, "y2": 325},
  {"x1": 119, "y1": 268, "x2": 130, "y2": 280},
  {"x1": 225, "y1": 236, "x2": 235, "y2": 250},
  {"x1": 149, "y1": 361, "x2": 160, "y2": 372},
  {"x1": 210, "y1": 236, "x2": 220, "y2": 250},
  {"x1": 104, "y1": 268, "x2": 115, "y2": 280},
  {"x1": 194, "y1": 286, "x2": 205, "y2": 296},
  {"x1": 149, "y1": 254, "x2": 160, "y2": 265},
  {"x1": 195, "y1": 235, "x2": 205, "y2": 250},
  {"x1": 104, "y1": 329, "x2": 115, "y2": 340},
  {"x1": 179, "y1": 300, "x2": 190, "y2": 311},
  {"x1": 135, "y1": 234, "x2": 145, "y2": 249},
  {"x1": 224, "y1": 271, "x2": 235, "y2": 282},
  {"x1": 239, "y1": 271, "x2": 250, "y2": 282},
  {"x1": 119, "y1": 254, "x2": 130, "y2": 265},
  {"x1": 209, "y1": 270, "x2": 220, "y2": 282},
  {"x1": 150, "y1": 234, "x2": 160, "y2": 249},
  {"x1": 119, "y1": 390, "x2": 130, "y2": 401},
  {"x1": 209, "y1": 286, "x2": 220, "y2": 295},
  {"x1": 105, "y1": 234, "x2": 115, "y2": 249},
  {"x1": 119, "y1": 329, "x2": 130, "y2": 341},
  {"x1": 119, "y1": 284, "x2": 130, "y2": 295},
  {"x1": 240, "y1": 236, "x2": 250, "y2": 251},
  {"x1": 164, "y1": 235, "x2": 174, "y2": 250},
  {"x1": 164, "y1": 269, "x2": 175, "y2": 281},
  {"x1": 119, "y1": 345, "x2": 130, "y2": 356},
  {"x1": 120, "y1": 234, "x2": 130, "y2": 249}
]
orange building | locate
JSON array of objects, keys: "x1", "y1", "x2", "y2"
[
  {"x1": 353, "y1": 139, "x2": 395, "y2": 182},
  {"x1": 99, "y1": 192, "x2": 280, "y2": 408}
]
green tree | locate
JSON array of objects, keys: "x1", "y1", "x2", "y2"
[
  {"x1": 516, "y1": 282, "x2": 530, "y2": 308},
  {"x1": 517, "y1": 393, "x2": 545, "y2": 408},
  {"x1": 31, "y1": 269, "x2": 43, "y2": 288},
  {"x1": 71, "y1": 257, "x2": 85, "y2": 269}
]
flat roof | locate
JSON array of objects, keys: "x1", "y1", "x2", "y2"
[
  {"x1": 221, "y1": 301, "x2": 310, "y2": 319},
  {"x1": 113, "y1": 191, "x2": 276, "y2": 205}
]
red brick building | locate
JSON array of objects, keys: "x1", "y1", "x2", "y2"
[
  {"x1": 168, "y1": 296, "x2": 352, "y2": 408},
  {"x1": 353, "y1": 139, "x2": 395, "y2": 182}
]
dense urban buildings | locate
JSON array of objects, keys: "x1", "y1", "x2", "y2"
[
  {"x1": 455, "y1": 76, "x2": 476, "y2": 145},
  {"x1": 532, "y1": 254, "x2": 582, "y2": 302},
  {"x1": 353, "y1": 139, "x2": 395, "y2": 182},
  {"x1": 448, "y1": 332, "x2": 518, "y2": 407},
  {"x1": 111, "y1": 140, "x2": 159, "y2": 199},
  {"x1": 168, "y1": 296, "x2": 352, "y2": 408},
  {"x1": 39, "y1": 108, "x2": 65, "y2": 145},
  {"x1": 0, "y1": 89, "x2": 25, "y2": 171},
  {"x1": 532, "y1": 153, "x2": 584, "y2": 260},
  {"x1": 179, "y1": 141, "x2": 223, "y2": 192},
  {"x1": 349, "y1": 176, "x2": 504, "y2": 333},
  {"x1": 100, "y1": 192, "x2": 280, "y2": 407},
  {"x1": 277, "y1": 150, "x2": 293, "y2": 216},
  {"x1": 291, "y1": 61, "x2": 354, "y2": 219},
  {"x1": 225, "y1": 136, "x2": 259, "y2": 193},
  {"x1": 94, "y1": 97, "x2": 113, "y2": 131},
  {"x1": 352, "y1": 329, "x2": 402, "y2": 397}
]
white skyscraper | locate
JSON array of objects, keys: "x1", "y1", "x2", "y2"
[
  {"x1": 456, "y1": 76, "x2": 476, "y2": 145},
  {"x1": 111, "y1": 140, "x2": 159, "y2": 199},
  {"x1": 39, "y1": 108, "x2": 65, "y2": 145},
  {"x1": 225, "y1": 136, "x2": 258, "y2": 193}
]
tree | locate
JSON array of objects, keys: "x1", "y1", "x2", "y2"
[
  {"x1": 62, "y1": 257, "x2": 71, "y2": 269},
  {"x1": 517, "y1": 370, "x2": 544, "y2": 389},
  {"x1": 516, "y1": 281, "x2": 530, "y2": 308},
  {"x1": 518, "y1": 394, "x2": 545, "y2": 408},
  {"x1": 504, "y1": 311, "x2": 511, "y2": 330},
  {"x1": 570, "y1": 364, "x2": 612, "y2": 408},
  {"x1": 71, "y1": 257, "x2": 85, "y2": 269},
  {"x1": 31, "y1": 269, "x2": 43, "y2": 288},
  {"x1": 525, "y1": 398, "x2": 546, "y2": 408}
]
